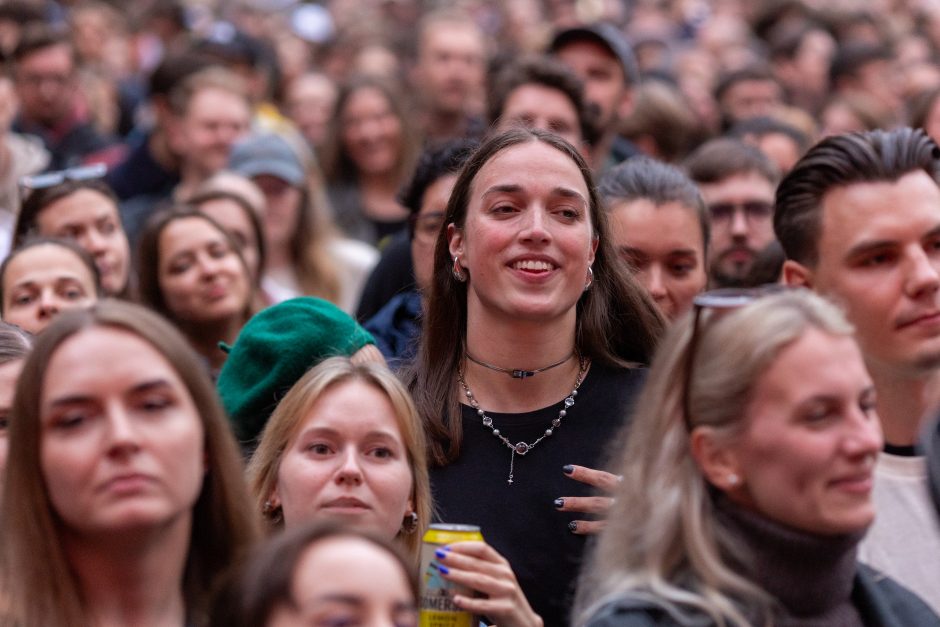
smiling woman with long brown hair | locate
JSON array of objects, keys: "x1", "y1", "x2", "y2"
[
  {"x1": 408, "y1": 128, "x2": 663, "y2": 627},
  {"x1": 137, "y1": 207, "x2": 255, "y2": 375}
]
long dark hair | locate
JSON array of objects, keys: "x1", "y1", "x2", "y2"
[
  {"x1": 136, "y1": 206, "x2": 254, "y2": 326},
  {"x1": 409, "y1": 128, "x2": 664, "y2": 465}
]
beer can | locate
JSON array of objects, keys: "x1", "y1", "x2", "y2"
[{"x1": 419, "y1": 523, "x2": 484, "y2": 627}]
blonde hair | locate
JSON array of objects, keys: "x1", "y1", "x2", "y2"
[
  {"x1": 246, "y1": 357, "x2": 431, "y2": 563},
  {"x1": 574, "y1": 289, "x2": 854, "y2": 626}
]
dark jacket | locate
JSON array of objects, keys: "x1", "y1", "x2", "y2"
[{"x1": 584, "y1": 565, "x2": 940, "y2": 627}]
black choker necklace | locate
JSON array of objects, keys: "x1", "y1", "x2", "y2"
[{"x1": 465, "y1": 351, "x2": 575, "y2": 379}]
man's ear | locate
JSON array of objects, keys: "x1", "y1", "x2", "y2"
[
  {"x1": 782, "y1": 259, "x2": 813, "y2": 288},
  {"x1": 689, "y1": 426, "x2": 743, "y2": 493}
]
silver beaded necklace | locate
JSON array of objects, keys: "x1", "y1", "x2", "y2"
[{"x1": 457, "y1": 356, "x2": 588, "y2": 485}]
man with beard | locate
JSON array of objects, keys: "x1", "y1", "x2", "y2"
[
  {"x1": 549, "y1": 23, "x2": 639, "y2": 172},
  {"x1": 775, "y1": 127, "x2": 940, "y2": 612},
  {"x1": 685, "y1": 138, "x2": 779, "y2": 288}
]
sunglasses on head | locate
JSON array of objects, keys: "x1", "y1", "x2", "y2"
[
  {"x1": 19, "y1": 163, "x2": 108, "y2": 199},
  {"x1": 681, "y1": 285, "x2": 789, "y2": 431}
]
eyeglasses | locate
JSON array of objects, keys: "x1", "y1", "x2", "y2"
[
  {"x1": 708, "y1": 200, "x2": 774, "y2": 224},
  {"x1": 20, "y1": 163, "x2": 107, "y2": 197},
  {"x1": 681, "y1": 285, "x2": 788, "y2": 431},
  {"x1": 409, "y1": 211, "x2": 445, "y2": 246}
]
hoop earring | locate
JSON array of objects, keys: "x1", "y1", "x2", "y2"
[
  {"x1": 453, "y1": 256, "x2": 467, "y2": 282},
  {"x1": 402, "y1": 511, "x2": 419, "y2": 534},
  {"x1": 583, "y1": 266, "x2": 594, "y2": 291}
]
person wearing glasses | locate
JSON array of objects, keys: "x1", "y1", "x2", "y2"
[
  {"x1": 408, "y1": 129, "x2": 663, "y2": 627},
  {"x1": 15, "y1": 166, "x2": 133, "y2": 299},
  {"x1": 10, "y1": 28, "x2": 115, "y2": 171},
  {"x1": 574, "y1": 289, "x2": 940, "y2": 626},
  {"x1": 363, "y1": 139, "x2": 477, "y2": 365},
  {"x1": 685, "y1": 138, "x2": 780, "y2": 289},
  {"x1": 775, "y1": 127, "x2": 940, "y2": 612}
]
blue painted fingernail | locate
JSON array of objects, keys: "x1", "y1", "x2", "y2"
[
  {"x1": 437, "y1": 563, "x2": 450, "y2": 575},
  {"x1": 435, "y1": 548, "x2": 448, "y2": 560},
  {"x1": 562, "y1": 464, "x2": 574, "y2": 475},
  {"x1": 568, "y1": 521, "x2": 578, "y2": 532},
  {"x1": 554, "y1": 497, "x2": 564, "y2": 509}
]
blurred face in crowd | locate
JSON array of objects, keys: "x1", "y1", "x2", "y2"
[
  {"x1": 285, "y1": 74, "x2": 337, "y2": 150},
  {"x1": 267, "y1": 535, "x2": 417, "y2": 627},
  {"x1": 2, "y1": 244, "x2": 97, "y2": 335},
  {"x1": 272, "y1": 379, "x2": 414, "y2": 539},
  {"x1": 36, "y1": 189, "x2": 131, "y2": 296},
  {"x1": 415, "y1": 20, "x2": 486, "y2": 116},
  {"x1": 554, "y1": 39, "x2": 630, "y2": 130},
  {"x1": 14, "y1": 42, "x2": 76, "y2": 126},
  {"x1": 751, "y1": 132, "x2": 802, "y2": 175},
  {"x1": 850, "y1": 59, "x2": 902, "y2": 119},
  {"x1": 411, "y1": 174, "x2": 457, "y2": 293},
  {"x1": 0, "y1": 357, "x2": 24, "y2": 488},
  {"x1": 39, "y1": 326, "x2": 205, "y2": 536},
  {"x1": 699, "y1": 171, "x2": 776, "y2": 287},
  {"x1": 177, "y1": 87, "x2": 251, "y2": 179},
  {"x1": 496, "y1": 84, "x2": 583, "y2": 149},
  {"x1": 253, "y1": 175, "x2": 302, "y2": 253},
  {"x1": 720, "y1": 78, "x2": 783, "y2": 125},
  {"x1": 157, "y1": 217, "x2": 250, "y2": 325},
  {"x1": 196, "y1": 197, "x2": 262, "y2": 283},
  {"x1": 608, "y1": 198, "x2": 707, "y2": 320},
  {"x1": 785, "y1": 170, "x2": 940, "y2": 378},
  {"x1": 711, "y1": 328, "x2": 882, "y2": 535},
  {"x1": 341, "y1": 86, "x2": 403, "y2": 177},
  {"x1": 819, "y1": 100, "x2": 868, "y2": 138}
]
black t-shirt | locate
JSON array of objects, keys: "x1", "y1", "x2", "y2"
[{"x1": 429, "y1": 363, "x2": 646, "y2": 627}]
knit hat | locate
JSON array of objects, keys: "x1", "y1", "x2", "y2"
[{"x1": 217, "y1": 297, "x2": 375, "y2": 444}]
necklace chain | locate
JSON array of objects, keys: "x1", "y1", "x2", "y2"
[
  {"x1": 465, "y1": 351, "x2": 575, "y2": 379},
  {"x1": 457, "y1": 356, "x2": 587, "y2": 485}
]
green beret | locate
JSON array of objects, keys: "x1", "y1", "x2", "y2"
[{"x1": 217, "y1": 297, "x2": 375, "y2": 444}]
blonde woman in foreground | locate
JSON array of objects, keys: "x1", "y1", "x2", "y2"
[{"x1": 575, "y1": 289, "x2": 940, "y2": 627}]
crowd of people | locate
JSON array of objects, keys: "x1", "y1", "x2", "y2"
[{"x1": 1, "y1": 0, "x2": 940, "y2": 626}]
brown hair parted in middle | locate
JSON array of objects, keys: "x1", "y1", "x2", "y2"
[
  {"x1": 408, "y1": 127, "x2": 665, "y2": 465},
  {"x1": 0, "y1": 299, "x2": 260, "y2": 626},
  {"x1": 136, "y1": 205, "x2": 254, "y2": 324}
]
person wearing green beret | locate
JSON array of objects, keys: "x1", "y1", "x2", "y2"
[{"x1": 217, "y1": 296, "x2": 382, "y2": 450}]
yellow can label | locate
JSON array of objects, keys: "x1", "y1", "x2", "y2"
[{"x1": 419, "y1": 524, "x2": 484, "y2": 627}]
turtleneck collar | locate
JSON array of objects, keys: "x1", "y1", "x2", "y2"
[{"x1": 714, "y1": 495, "x2": 866, "y2": 625}]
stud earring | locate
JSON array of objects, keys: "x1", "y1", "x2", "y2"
[
  {"x1": 726, "y1": 474, "x2": 740, "y2": 487},
  {"x1": 452, "y1": 256, "x2": 466, "y2": 282}
]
